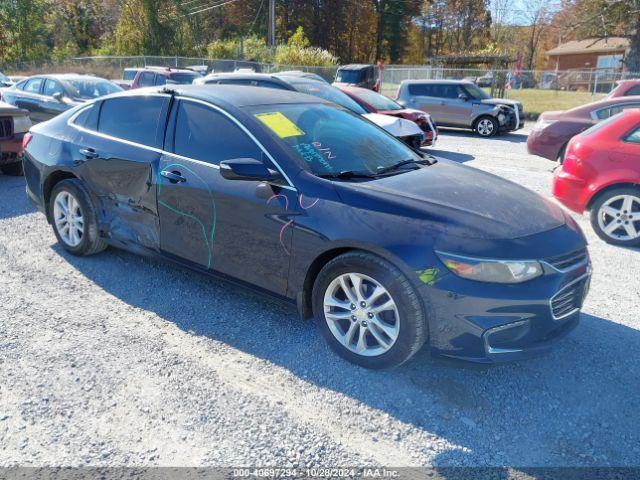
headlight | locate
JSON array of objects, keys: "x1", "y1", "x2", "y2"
[
  {"x1": 436, "y1": 251, "x2": 543, "y2": 284},
  {"x1": 12, "y1": 115, "x2": 32, "y2": 134}
]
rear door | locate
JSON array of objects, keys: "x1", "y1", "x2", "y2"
[
  {"x1": 14, "y1": 77, "x2": 45, "y2": 122},
  {"x1": 72, "y1": 94, "x2": 170, "y2": 249},
  {"x1": 157, "y1": 97, "x2": 296, "y2": 295},
  {"x1": 408, "y1": 83, "x2": 450, "y2": 125}
]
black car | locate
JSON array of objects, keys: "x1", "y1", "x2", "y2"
[
  {"x1": 2, "y1": 74, "x2": 122, "y2": 123},
  {"x1": 23, "y1": 85, "x2": 591, "y2": 368}
]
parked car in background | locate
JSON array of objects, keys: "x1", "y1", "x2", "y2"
[
  {"x1": 553, "y1": 110, "x2": 640, "y2": 246},
  {"x1": 333, "y1": 64, "x2": 380, "y2": 91},
  {"x1": 337, "y1": 85, "x2": 438, "y2": 146},
  {"x1": 196, "y1": 73, "x2": 426, "y2": 148},
  {"x1": 527, "y1": 96, "x2": 640, "y2": 162},
  {"x1": 475, "y1": 72, "x2": 493, "y2": 88},
  {"x1": 187, "y1": 65, "x2": 208, "y2": 76},
  {"x1": 1, "y1": 74, "x2": 122, "y2": 123},
  {"x1": 128, "y1": 67, "x2": 200, "y2": 89},
  {"x1": 606, "y1": 79, "x2": 640, "y2": 98},
  {"x1": 0, "y1": 101, "x2": 31, "y2": 175},
  {"x1": 0, "y1": 71, "x2": 14, "y2": 88},
  {"x1": 396, "y1": 80, "x2": 524, "y2": 137},
  {"x1": 23, "y1": 85, "x2": 590, "y2": 368}
]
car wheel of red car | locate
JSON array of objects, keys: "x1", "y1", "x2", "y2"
[{"x1": 590, "y1": 187, "x2": 640, "y2": 246}]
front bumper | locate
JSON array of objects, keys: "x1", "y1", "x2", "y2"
[
  {"x1": 498, "y1": 108, "x2": 525, "y2": 132},
  {"x1": 423, "y1": 254, "x2": 591, "y2": 364}
]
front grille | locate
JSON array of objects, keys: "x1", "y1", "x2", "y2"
[
  {"x1": 551, "y1": 277, "x2": 589, "y2": 319},
  {"x1": 545, "y1": 248, "x2": 588, "y2": 271},
  {"x1": 0, "y1": 117, "x2": 12, "y2": 139}
]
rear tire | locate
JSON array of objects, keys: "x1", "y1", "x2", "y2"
[
  {"x1": 590, "y1": 187, "x2": 640, "y2": 247},
  {"x1": 474, "y1": 115, "x2": 498, "y2": 137},
  {"x1": 49, "y1": 179, "x2": 107, "y2": 256},
  {"x1": 0, "y1": 161, "x2": 24, "y2": 176},
  {"x1": 312, "y1": 251, "x2": 428, "y2": 369}
]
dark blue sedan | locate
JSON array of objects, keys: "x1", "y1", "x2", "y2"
[{"x1": 22, "y1": 85, "x2": 591, "y2": 368}]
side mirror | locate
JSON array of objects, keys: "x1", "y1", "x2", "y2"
[
  {"x1": 458, "y1": 93, "x2": 469, "y2": 101},
  {"x1": 219, "y1": 158, "x2": 282, "y2": 182},
  {"x1": 52, "y1": 92, "x2": 64, "y2": 103}
]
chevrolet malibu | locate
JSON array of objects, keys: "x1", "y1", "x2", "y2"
[{"x1": 23, "y1": 86, "x2": 591, "y2": 368}]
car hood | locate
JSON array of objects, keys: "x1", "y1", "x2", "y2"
[
  {"x1": 479, "y1": 98, "x2": 521, "y2": 109},
  {"x1": 333, "y1": 159, "x2": 566, "y2": 240},
  {"x1": 363, "y1": 112, "x2": 423, "y2": 137},
  {"x1": 377, "y1": 108, "x2": 432, "y2": 121}
]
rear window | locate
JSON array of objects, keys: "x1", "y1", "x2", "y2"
[
  {"x1": 168, "y1": 73, "x2": 198, "y2": 85},
  {"x1": 625, "y1": 85, "x2": 640, "y2": 96},
  {"x1": 335, "y1": 70, "x2": 362, "y2": 84},
  {"x1": 98, "y1": 96, "x2": 168, "y2": 147},
  {"x1": 625, "y1": 125, "x2": 640, "y2": 143}
]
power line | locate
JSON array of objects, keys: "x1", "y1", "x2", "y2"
[{"x1": 185, "y1": 0, "x2": 242, "y2": 16}]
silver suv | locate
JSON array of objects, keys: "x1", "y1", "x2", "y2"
[{"x1": 396, "y1": 80, "x2": 524, "y2": 137}]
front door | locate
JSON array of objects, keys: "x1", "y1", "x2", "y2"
[{"x1": 157, "y1": 98, "x2": 295, "y2": 295}]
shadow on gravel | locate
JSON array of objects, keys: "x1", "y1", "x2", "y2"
[
  {"x1": 0, "y1": 175, "x2": 34, "y2": 220},
  {"x1": 60, "y1": 247, "x2": 640, "y2": 468},
  {"x1": 439, "y1": 128, "x2": 528, "y2": 144},
  {"x1": 429, "y1": 149, "x2": 475, "y2": 164}
]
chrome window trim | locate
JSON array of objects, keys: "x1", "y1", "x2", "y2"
[{"x1": 66, "y1": 93, "x2": 297, "y2": 191}]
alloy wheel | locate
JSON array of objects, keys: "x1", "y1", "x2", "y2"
[
  {"x1": 477, "y1": 119, "x2": 495, "y2": 136},
  {"x1": 53, "y1": 191, "x2": 85, "y2": 247},
  {"x1": 597, "y1": 194, "x2": 640, "y2": 242},
  {"x1": 323, "y1": 273, "x2": 400, "y2": 357}
]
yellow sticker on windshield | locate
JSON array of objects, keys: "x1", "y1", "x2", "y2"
[{"x1": 255, "y1": 112, "x2": 305, "y2": 138}]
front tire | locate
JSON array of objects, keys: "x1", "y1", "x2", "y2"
[
  {"x1": 312, "y1": 251, "x2": 428, "y2": 369},
  {"x1": 49, "y1": 179, "x2": 107, "y2": 256},
  {"x1": 590, "y1": 187, "x2": 640, "y2": 246},
  {"x1": 474, "y1": 115, "x2": 498, "y2": 137}
]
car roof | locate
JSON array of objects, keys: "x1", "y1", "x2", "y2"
[
  {"x1": 203, "y1": 72, "x2": 287, "y2": 82},
  {"x1": 338, "y1": 64, "x2": 372, "y2": 71},
  {"x1": 25, "y1": 74, "x2": 107, "y2": 81},
  {"x1": 401, "y1": 79, "x2": 474, "y2": 86},
  {"x1": 142, "y1": 66, "x2": 198, "y2": 75},
  {"x1": 111, "y1": 84, "x2": 332, "y2": 108},
  {"x1": 570, "y1": 95, "x2": 640, "y2": 114}
]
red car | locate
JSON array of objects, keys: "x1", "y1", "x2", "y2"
[
  {"x1": 336, "y1": 85, "x2": 438, "y2": 146},
  {"x1": 606, "y1": 79, "x2": 640, "y2": 98},
  {"x1": 552, "y1": 109, "x2": 640, "y2": 246},
  {"x1": 528, "y1": 96, "x2": 640, "y2": 162}
]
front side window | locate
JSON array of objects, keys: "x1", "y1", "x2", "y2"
[
  {"x1": 43, "y1": 79, "x2": 64, "y2": 97},
  {"x1": 24, "y1": 78, "x2": 43, "y2": 93},
  {"x1": 173, "y1": 100, "x2": 261, "y2": 165},
  {"x1": 138, "y1": 72, "x2": 156, "y2": 87},
  {"x1": 123, "y1": 70, "x2": 138, "y2": 81},
  {"x1": 98, "y1": 95, "x2": 168, "y2": 147},
  {"x1": 463, "y1": 84, "x2": 491, "y2": 100},
  {"x1": 247, "y1": 103, "x2": 420, "y2": 176},
  {"x1": 289, "y1": 81, "x2": 367, "y2": 115}
]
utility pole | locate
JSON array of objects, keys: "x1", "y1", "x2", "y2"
[{"x1": 268, "y1": 0, "x2": 276, "y2": 47}]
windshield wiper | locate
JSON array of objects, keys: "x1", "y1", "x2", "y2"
[
  {"x1": 376, "y1": 157, "x2": 434, "y2": 175},
  {"x1": 317, "y1": 170, "x2": 377, "y2": 180}
]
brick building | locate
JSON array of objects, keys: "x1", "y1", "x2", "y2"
[{"x1": 546, "y1": 37, "x2": 630, "y2": 71}]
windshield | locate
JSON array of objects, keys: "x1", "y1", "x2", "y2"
[
  {"x1": 289, "y1": 81, "x2": 367, "y2": 115},
  {"x1": 64, "y1": 79, "x2": 123, "y2": 99},
  {"x1": 0, "y1": 71, "x2": 8, "y2": 82},
  {"x1": 247, "y1": 103, "x2": 420, "y2": 177},
  {"x1": 169, "y1": 73, "x2": 199, "y2": 84},
  {"x1": 352, "y1": 89, "x2": 402, "y2": 111},
  {"x1": 335, "y1": 70, "x2": 362, "y2": 84},
  {"x1": 464, "y1": 84, "x2": 491, "y2": 100}
]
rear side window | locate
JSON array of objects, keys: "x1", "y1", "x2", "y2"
[
  {"x1": 138, "y1": 72, "x2": 155, "y2": 87},
  {"x1": 98, "y1": 96, "x2": 168, "y2": 147},
  {"x1": 73, "y1": 104, "x2": 100, "y2": 130},
  {"x1": 625, "y1": 85, "x2": 640, "y2": 96},
  {"x1": 173, "y1": 100, "x2": 261, "y2": 165},
  {"x1": 154, "y1": 75, "x2": 167, "y2": 86},
  {"x1": 24, "y1": 78, "x2": 43, "y2": 93},
  {"x1": 625, "y1": 125, "x2": 640, "y2": 144},
  {"x1": 408, "y1": 84, "x2": 433, "y2": 96}
]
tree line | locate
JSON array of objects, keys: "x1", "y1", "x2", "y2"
[{"x1": 0, "y1": 0, "x2": 638, "y2": 70}]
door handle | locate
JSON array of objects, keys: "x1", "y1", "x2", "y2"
[
  {"x1": 79, "y1": 148, "x2": 98, "y2": 159},
  {"x1": 161, "y1": 170, "x2": 186, "y2": 183}
]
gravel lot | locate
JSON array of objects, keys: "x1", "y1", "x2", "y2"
[{"x1": 1, "y1": 127, "x2": 639, "y2": 468}]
